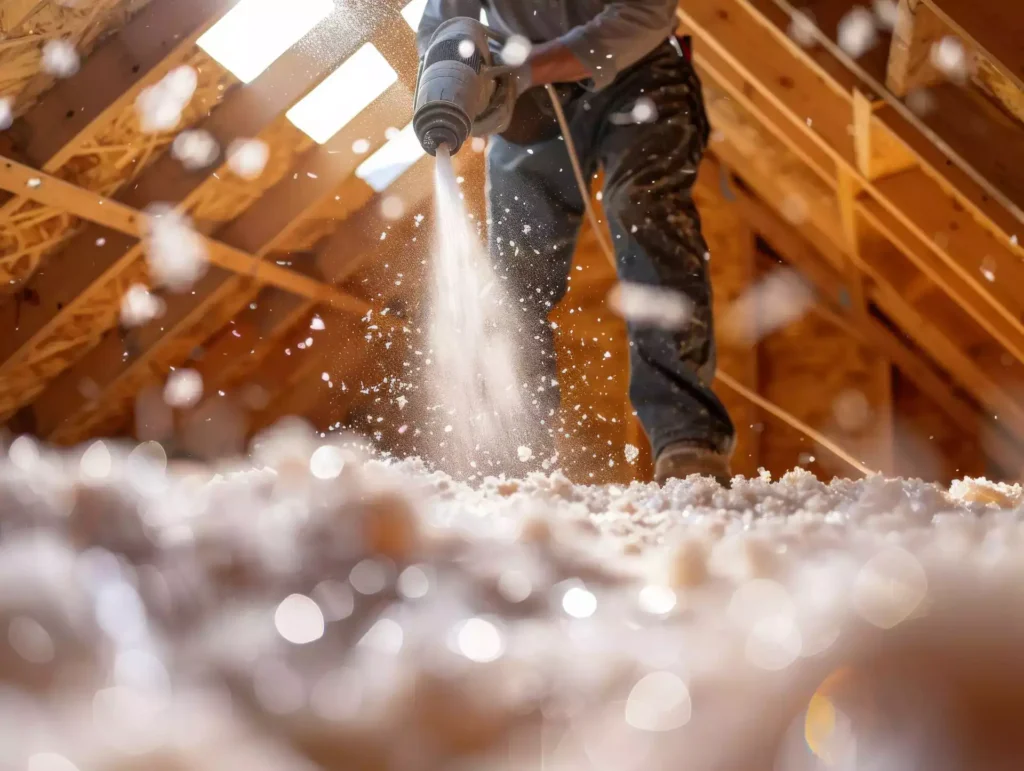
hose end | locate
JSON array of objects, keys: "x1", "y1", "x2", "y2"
[{"x1": 413, "y1": 102, "x2": 471, "y2": 157}]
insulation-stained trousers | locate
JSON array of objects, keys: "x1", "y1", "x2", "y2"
[{"x1": 486, "y1": 37, "x2": 736, "y2": 461}]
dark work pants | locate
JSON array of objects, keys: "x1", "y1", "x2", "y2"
[{"x1": 486, "y1": 38, "x2": 735, "y2": 463}]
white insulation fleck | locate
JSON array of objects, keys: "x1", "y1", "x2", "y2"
[{"x1": 1, "y1": 438, "x2": 1024, "y2": 770}]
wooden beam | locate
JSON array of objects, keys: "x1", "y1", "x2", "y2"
[
  {"x1": 0, "y1": 158, "x2": 367, "y2": 311},
  {"x1": 887, "y1": 0, "x2": 948, "y2": 96},
  {"x1": 6, "y1": 0, "x2": 237, "y2": 170},
  {"x1": 683, "y1": 0, "x2": 1024, "y2": 247},
  {"x1": 0, "y1": 2, "x2": 240, "y2": 286},
  {"x1": 44, "y1": 197, "x2": 427, "y2": 445},
  {"x1": 681, "y1": 0, "x2": 1024, "y2": 415},
  {"x1": 679, "y1": 0, "x2": 859, "y2": 167},
  {"x1": 836, "y1": 167, "x2": 869, "y2": 323},
  {"x1": 919, "y1": 0, "x2": 1024, "y2": 94},
  {"x1": 0, "y1": 1, "x2": 45, "y2": 32},
  {"x1": 851, "y1": 88, "x2": 917, "y2": 181},
  {"x1": 0, "y1": 4, "x2": 385, "y2": 422},
  {"x1": 31, "y1": 78, "x2": 413, "y2": 439}
]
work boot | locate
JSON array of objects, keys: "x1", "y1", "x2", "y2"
[{"x1": 655, "y1": 443, "x2": 733, "y2": 488}]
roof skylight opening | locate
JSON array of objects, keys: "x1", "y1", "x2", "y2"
[
  {"x1": 400, "y1": 0, "x2": 428, "y2": 30},
  {"x1": 286, "y1": 44, "x2": 398, "y2": 145},
  {"x1": 355, "y1": 123, "x2": 425, "y2": 192},
  {"x1": 198, "y1": 0, "x2": 334, "y2": 84}
]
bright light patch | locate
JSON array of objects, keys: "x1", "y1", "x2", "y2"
[
  {"x1": 356, "y1": 123, "x2": 425, "y2": 192},
  {"x1": 274, "y1": 594, "x2": 325, "y2": 645},
  {"x1": 198, "y1": 0, "x2": 333, "y2": 84},
  {"x1": 400, "y1": 0, "x2": 428, "y2": 30},
  {"x1": 287, "y1": 44, "x2": 397, "y2": 144}
]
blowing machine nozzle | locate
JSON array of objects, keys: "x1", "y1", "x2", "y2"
[{"x1": 413, "y1": 17, "x2": 498, "y2": 156}]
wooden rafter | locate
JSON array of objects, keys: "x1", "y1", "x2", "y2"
[
  {"x1": 0, "y1": 3, "x2": 240, "y2": 287},
  {"x1": 0, "y1": 0, "x2": 146, "y2": 111},
  {"x1": 5, "y1": 0, "x2": 237, "y2": 170},
  {"x1": 720, "y1": 161, "x2": 1024, "y2": 475},
  {"x1": 31, "y1": 19, "x2": 422, "y2": 442},
  {"x1": 0, "y1": 1, "x2": 389, "y2": 425},
  {"x1": 705, "y1": 77, "x2": 1024, "y2": 445},
  {"x1": 677, "y1": 0, "x2": 1024, "y2": 443},
  {"x1": 0, "y1": 157, "x2": 367, "y2": 312},
  {"x1": 42, "y1": 170, "x2": 433, "y2": 444},
  {"x1": 51, "y1": 139, "x2": 441, "y2": 445}
]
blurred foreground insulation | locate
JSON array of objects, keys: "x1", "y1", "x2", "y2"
[{"x1": 3, "y1": 429, "x2": 1024, "y2": 770}]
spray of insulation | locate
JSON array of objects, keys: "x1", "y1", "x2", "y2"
[{"x1": 429, "y1": 145, "x2": 527, "y2": 471}]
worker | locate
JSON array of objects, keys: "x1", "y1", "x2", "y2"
[{"x1": 417, "y1": 0, "x2": 735, "y2": 486}]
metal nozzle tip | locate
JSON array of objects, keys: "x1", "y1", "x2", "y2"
[{"x1": 420, "y1": 125, "x2": 460, "y2": 156}]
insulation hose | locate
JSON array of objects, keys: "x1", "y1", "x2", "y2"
[{"x1": 543, "y1": 84, "x2": 873, "y2": 477}]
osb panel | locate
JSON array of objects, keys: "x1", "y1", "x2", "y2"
[
  {"x1": 0, "y1": 253, "x2": 150, "y2": 420},
  {"x1": 190, "y1": 117, "x2": 314, "y2": 225},
  {"x1": 0, "y1": 0, "x2": 152, "y2": 115},
  {"x1": 696, "y1": 167, "x2": 760, "y2": 478},
  {"x1": 201, "y1": 302, "x2": 316, "y2": 394},
  {"x1": 0, "y1": 49, "x2": 235, "y2": 284},
  {"x1": 759, "y1": 280, "x2": 892, "y2": 480},
  {"x1": 50, "y1": 275, "x2": 260, "y2": 444},
  {"x1": 891, "y1": 369, "x2": 988, "y2": 483},
  {"x1": 274, "y1": 176, "x2": 378, "y2": 255},
  {"x1": 916, "y1": 82, "x2": 1024, "y2": 216}
]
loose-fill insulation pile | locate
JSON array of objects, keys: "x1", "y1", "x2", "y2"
[{"x1": 2, "y1": 426, "x2": 1024, "y2": 770}]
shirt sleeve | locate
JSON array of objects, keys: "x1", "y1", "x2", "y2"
[
  {"x1": 417, "y1": 0, "x2": 484, "y2": 58},
  {"x1": 557, "y1": 0, "x2": 679, "y2": 90}
]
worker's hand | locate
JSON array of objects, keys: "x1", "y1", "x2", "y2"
[{"x1": 472, "y1": 63, "x2": 532, "y2": 138}]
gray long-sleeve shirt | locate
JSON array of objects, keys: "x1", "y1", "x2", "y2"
[{"x1": 416, "y1": 0, "x2": 679, "y2": 90}]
